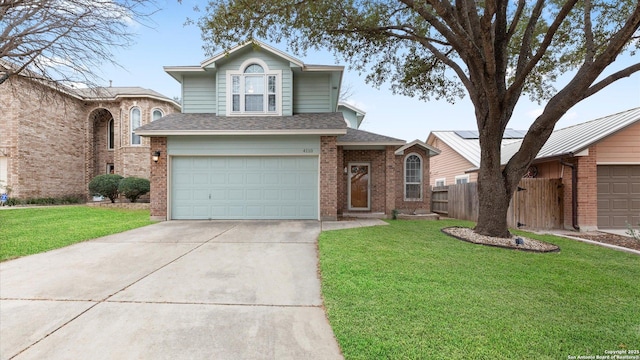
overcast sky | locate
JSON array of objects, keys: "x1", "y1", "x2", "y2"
[{"x1": 100, "y1": 0, "x2": 640, "y2": 142}]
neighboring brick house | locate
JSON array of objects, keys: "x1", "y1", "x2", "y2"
[
  {"x1": 426, "y1": 107, "x2": 640, "y2": 230},
  {"x1": 0, "y1": 75, "x2": 180, "y2": 199},
  {"x1": 135, "y1": 41, "x2": 440, "y2": 221}
]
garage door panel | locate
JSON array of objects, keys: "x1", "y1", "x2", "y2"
[
  {"x1": 598, "y1": 165, "x2": 640, "y2": 229},
  {"x1": 171, "y1": 156, "x2": 318, "y2": 220}
]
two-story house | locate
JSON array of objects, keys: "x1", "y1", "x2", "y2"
[
  {"x1": 135, "y1": 41, "x2": 440, "y2": 221},
  {"x1": 0, "y1": 71, "x2": 180, "y2": 200}
]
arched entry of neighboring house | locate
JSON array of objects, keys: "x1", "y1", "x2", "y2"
[{"x1": 87, "y1": 108, "x2": 115, "y2": 179}]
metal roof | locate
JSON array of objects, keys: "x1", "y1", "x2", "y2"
[
  {"x1": 431, "y1": 107, "x2": 640, "y2": 167},
  {"x1": 429, "y1": 131, "x2": 522, "y2": 167}
]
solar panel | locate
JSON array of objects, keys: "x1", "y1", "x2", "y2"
[{"x1": 454, "y1": 130, "x2": 479, "y2": 139}]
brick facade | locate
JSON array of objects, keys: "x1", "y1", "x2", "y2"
[
  {"x1": 1, "y1": 76, "x2": 178, "y2": 200},
  {"x1": 320, "y1": 136, "x2": 338, "y2": 220},
  {"x1": 394, "y1": 145, "x2": 432, "y2": 214},
  {"x1": 149, "y1": 137, "x2": 168, "y2": 220},
  {"x1": 337, "y1": 144, "x2": 432, "y2": 218},
  {"x1": 575, "y1": 147, "x2": 598, "y2": 230}
]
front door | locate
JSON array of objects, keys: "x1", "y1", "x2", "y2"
[{"x1": 349, "y1": 163, "x2": 370, "y2": 210}]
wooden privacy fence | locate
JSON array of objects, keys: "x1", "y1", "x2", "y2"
[{"x1": 431, "y1": 178, "x2": 564, "y2": 230}]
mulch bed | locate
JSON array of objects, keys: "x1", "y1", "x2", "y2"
[
  {"x1": 442, "y1": 226, "x2": 560, "y2": 253},
  {"x1": 563, "y1": 232, "x2": 640, "y2": 251}
]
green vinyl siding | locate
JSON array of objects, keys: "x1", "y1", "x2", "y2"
[
  {"x1": 182, "y1": 75, "x2": 216, "y2": 113},
  {"x1": 293, "y1": 73, "x2": 331, "y2": 113},
  {"x1": 216, "y1": 48, "x2": 293, "y2": 116},
  {"x1": 167, "y1": 135, "x2": 320, "y2": 156}
]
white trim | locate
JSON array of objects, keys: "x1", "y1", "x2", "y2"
[
  {"x1": 347, "y1": 162, "x2": 371, "y2": 211},
  {"x1": 226, "y1": 58, "x2": 282, "y2": 116},
  {"x1": 434, "y1": 178, "x2": 446, "y2": 187},
  {"x1": 136, "y1": 129, "x2": 347, "y2": 136},
  {"x1": 151, "y1": 108, "x2": 164, "y2": 122},
  {"x1": 455, "y1": 174, "x2": 470, "y2": 184},
  {"x1": 596, "y1": 162, "x2": 640, "y2": 165},
  {"x1": 404, "y1": 153, "x2": 423, "y2": 201}
]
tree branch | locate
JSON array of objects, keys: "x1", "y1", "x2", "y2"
[{"x1": 582, "y1": 63, "x2": 640, "y2": 99}]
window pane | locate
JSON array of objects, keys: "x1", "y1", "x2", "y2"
[
  {"x1": 232, "y1": 76, "x2": 240, "y2": 93},
  {"x1": 232, "y1": 94, "x2": 240, "y2": 111},
  {"x1": 405, "y1": 155, "x2": 421, "y2": 183},
  {"x1": 131, "y1": 108, "x2": 141, "y2": 145},
  {"x1": 245, "y1": 76, "x2": 264, "y2": 94},
  {"x1": 268, "y1": 94, "x2": 276, "y2": 112},
  {"x1": 244, "y1": 64, "x2": 264, "y2": 73},
  {"x1": 406, "y1": 184, "x2": 421, "y2": 199},
  {"x1": 245, "y1": 95, "x2": 264, "y2": 111},
  {"x1": 108, "y1": 119, "x2": 114, "y2": 149},
  {"x1": 152, "y1": 109, "x2": 163, "y2": 121},
  {"x1": 268, "y1": 75, "x2": 276, "y2": 93}
]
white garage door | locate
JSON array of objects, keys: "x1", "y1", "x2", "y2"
[{"x1": 171, "y1": 156, "x2": 318, "y2": 220}]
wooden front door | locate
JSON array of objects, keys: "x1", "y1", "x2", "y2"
[{"x1": 349, "y1": 163, "x2": 370, "y2": 210}]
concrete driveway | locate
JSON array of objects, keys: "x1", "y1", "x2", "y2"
[{"x1": 0, "y1": 221, "x2": 343, "y2": 360}]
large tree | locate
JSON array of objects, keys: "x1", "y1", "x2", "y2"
[
  {"x1": 197, "y1": 0, "x2": 640, "y2": 237},
  {"x1": 0, "y1": 0, "x2": 156, "y2": 87}
]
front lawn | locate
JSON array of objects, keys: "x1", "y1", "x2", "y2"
[
  {"x1": 0, "y1": 206, "x2": 154, "y2": 261},
  {"x1": 319, "y1": 219, "x2": 640, "y2": 359}
]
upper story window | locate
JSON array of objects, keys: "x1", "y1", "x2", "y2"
[
  {"x1": 130, "y1": 107, "x2": 141, "y2": 146},
  {"x1": 152, "y1": 109, "x2": 163, "y2": 121},
  {"x1": 107, "y1": 119, "x2": 114, "y2": 150},
  {"x1": 228, "y1": 59, "x2": 281, "y2": 115},
  {"x1": 405, "y1": 154, "x2": 423, "y2": 200},
  {"x1": 455, "y1": 174, "x2": 470, "y2": 184}
]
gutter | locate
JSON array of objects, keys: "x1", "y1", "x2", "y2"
[{"x1": 560, "y1": 159, "x2": 580, "y2": 231}]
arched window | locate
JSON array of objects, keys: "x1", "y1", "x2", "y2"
[
  {"x1": 107, "y1": 119, "x2": 114, "y2": 150},
  {"x1": 405, "y1": 154, "x2": 422, "y2": 200},
  {"x1": 152, "y1": 109, "x2": 163, "y2": 121},
  {"x1": 130, "y1": 107, "x2": 141, "y2": 145},
  {"x1": 229, "y1": 60, "x2": 280, "y2": 115}
]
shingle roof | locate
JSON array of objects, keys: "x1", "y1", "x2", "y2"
[
  {"x1": 337, "y1": 128, "x2": 404, "y2": 145},
  {"x1": 135, "y1": 112, "x2": 348, "y2": 135},
  {"x1": 74, "y1": 87, "x2": 173, "y2": 101}
]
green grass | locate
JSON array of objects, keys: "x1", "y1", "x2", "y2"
[
  {"x1": 0, "y1": 206, "x2": 154, "y2": 261},
  {"x1": 319, "y1": 219, "x2": 640, "y2": 359}
]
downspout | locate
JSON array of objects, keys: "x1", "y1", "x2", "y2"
[{"x1": 560, "y1": 159, "x2": 580, "y2": 231}]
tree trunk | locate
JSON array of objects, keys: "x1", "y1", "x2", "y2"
[{"x1": 475, "y1": 167, "x2": 513, "y2": 238}]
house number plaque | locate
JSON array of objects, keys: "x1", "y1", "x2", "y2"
[{"x1": 303, "y1": 148, "x2": 314, "y2": 153}]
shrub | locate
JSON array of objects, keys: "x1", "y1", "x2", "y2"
[
  {"x1": 118, "y1": 177, "x2": 150, "y2": 203},
  {"x1": 89, "y1": 174, "x2": 123, "y2": 203}
]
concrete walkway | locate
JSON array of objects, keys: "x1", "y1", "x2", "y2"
[{"x1": 0, "y1": 221, "x2": 343, "y2": 360}]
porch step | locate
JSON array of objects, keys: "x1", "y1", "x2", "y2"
[{"x1": 341, "y1": 212, "x2": 388, "y2": 219}]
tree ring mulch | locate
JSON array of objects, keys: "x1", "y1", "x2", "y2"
[{"x1": 442, "y1": 226, "x2": 560, "y2": 253}]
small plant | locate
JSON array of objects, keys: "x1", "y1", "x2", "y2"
[
  {"x1": 89, "y1": 174, "x2": 123, "y2": 203},
  {"x1": 626, "y1": 222, "x2": 640, "y2": 241},
  {"x1": 118, "y1": 177, "x2": 150, "y2": 203}
]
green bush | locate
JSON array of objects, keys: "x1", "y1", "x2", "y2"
[
  {"x1": 89, "y1": 174, "x2": 123, "y2": 203},
  {"x1": 118, "y1": 177, "x2": 150, "y2": 203}
]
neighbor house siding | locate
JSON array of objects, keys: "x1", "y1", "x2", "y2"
[
  {"x1": 293, "y1": 73, "x2": 332, "y2": 113},
  {"x1": 428, "y1": 137, "x2": 477, "y2": 185},
  {"x1": 182, "y1": 75, "x2": 216, "y2": 113},
  {"x1": 216, "y1": 48, "x2": 293, "y2": 116},
  {"x1": 595, "y1": 122, "x2": 640, "y2": 164}
]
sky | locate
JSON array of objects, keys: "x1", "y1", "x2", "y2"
[{"x1": 100, "y1": 0, "x2": 640, "y2": 142}]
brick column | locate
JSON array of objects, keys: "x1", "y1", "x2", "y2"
[
  {"x1": 576, "y1": 147, "x2": 598, "y2": 230},
  {"x1": 149, "y1": 137, "x2": 168, "y2": 221},
  {"x1": 320, "y1": 136, "x2": 338, "y2": 221},
  {"x1": 385, "y1": 146, "x2": 396, "y2": 217}
]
